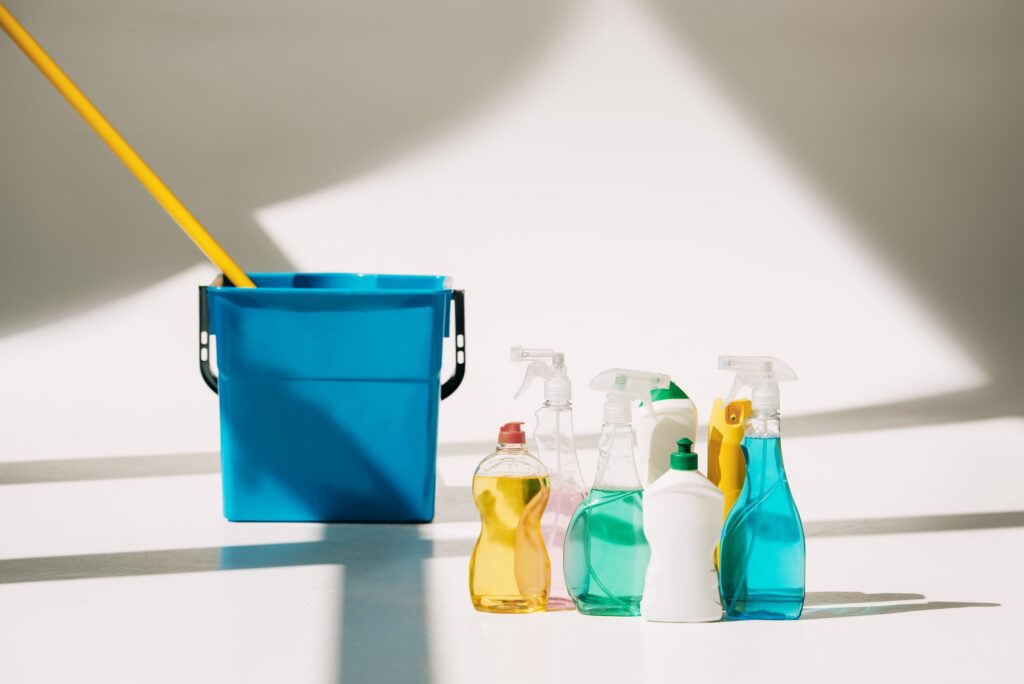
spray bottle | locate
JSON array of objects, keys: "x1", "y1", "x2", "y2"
[
  {"x1": 510, "y1": 347, "x2": 588, "y2": 611},
  {"x1": 717, "y1": 356, "x2": 804, "y2": 620},
  {"x1": 635, "y1": 381, "x2": 698, "y2": 487},
  {"x1": 564, "y1": 368, "x2": 669, "y2": 616},
  {"x1": 707, "y1": 397, "x2": 752, "y2": 568}
]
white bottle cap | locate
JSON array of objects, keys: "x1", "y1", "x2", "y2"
[
  {"x1": 751, "y1": 383, "x2": 780, "y2": 413},
  {"x1": 604, "y1": 398, "x2": 632, "y2": 424}
]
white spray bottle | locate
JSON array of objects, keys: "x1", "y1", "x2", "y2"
[
  {"x1": 511, "y1": 347, "x2": 588, "y2": 611},
  {"x1": 635, "y1": 381, "x2": 698, "y2": 487}
]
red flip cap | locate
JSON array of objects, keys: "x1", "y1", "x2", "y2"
[{"x1": 498, "y1": 422, "x2": 526, "y2": 444}]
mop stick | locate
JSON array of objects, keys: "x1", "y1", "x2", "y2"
[{"x1": 0, "y1": 3, "x2": 256, "y2": 288}]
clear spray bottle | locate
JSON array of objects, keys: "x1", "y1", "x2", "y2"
[
  {"x1": 717, "y1": 356, "x2": 804, "y2": 620},
  {"x1": 564, "y1": 368, "x2": 670, "y2": 616},
  {"x1": 510, "y1": 347, "x2": 588, "y2": 611}
]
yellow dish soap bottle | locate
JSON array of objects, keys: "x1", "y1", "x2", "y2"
[{"x1": 469, "y1": 422, "x2": 551, "y2": 613}]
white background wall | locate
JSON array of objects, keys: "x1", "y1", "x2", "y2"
[{"x1": 2, "y1": 0, "x2": 1022, "y2": 522}]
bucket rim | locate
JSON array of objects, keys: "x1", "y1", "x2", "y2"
[{"x1": 206, "y1": 271, "x2": 452, "y2": 294}]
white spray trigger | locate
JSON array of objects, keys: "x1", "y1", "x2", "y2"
[
  {"x1": 643, "y1": 390, "x2": 658, "y2": 420},
  {"x1": 513, "y1": 361, "x2": 552, "y2": 399},
  {"x1": 723, "y1": 376, "x2": 744, "y2": 406},
  {"x1": 718, "y1": 356, "x2": 797, "y2": 413},
  {"x1": 589, "y1": 368, "x2": 670, "y2": 424},
  {"x1": 511, "y1": 346, "x2": 572, "y2": 403}
]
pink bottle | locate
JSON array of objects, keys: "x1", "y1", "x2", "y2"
[{"x1": 511, "y1": 347, "x2": 588, "y2": 610}]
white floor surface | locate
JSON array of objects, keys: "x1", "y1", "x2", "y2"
[{"x1": 0, "y1": 432, "x2": 1020, "y2": 683}]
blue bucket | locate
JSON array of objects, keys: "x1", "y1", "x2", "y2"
[{"x1": 198, "y1": 273, "x2": 466, "y2": 523}]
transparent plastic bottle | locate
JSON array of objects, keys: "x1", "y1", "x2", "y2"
[
  {"x1": 534, "y1": 402, "x2": 587, "y2": 610},
  {"x1": 469, "y1": 422, "x2": 551, "y2": 614},
  {"x1": 717, "y1": 357, "x2": 805, "y2": 620},
  {"x1": 510, "y1": 348, "x2": 587, "y2": 610},
  {"x1": 564, "y1": 368, "x2": 668, "y2": 617}
]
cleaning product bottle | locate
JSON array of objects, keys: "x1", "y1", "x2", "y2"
[
  {"x1": 708, "y1": 397, "x2": 753, "y2": 566},
  {"x1": 641, "y1": 438, "x2": 724, "y2": 622},
  {"x1": 511, "y1": 347, "x2": 588, "y2": 611},
  {"x1": 469, "y1": 422, "x2": 551, "y2": 613},
  {"x1": 564, "y1": 368, "x2": 669, "y2": 616},
  {"x1": 635, "y1": 382, "x2": 698, "y2": 487},
  {"x1": 717, "y1": 356, "x2": 804, "y2": 620}
]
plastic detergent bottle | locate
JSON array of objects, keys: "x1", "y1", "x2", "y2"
[
  {"x1": 708, "y1": 398, "x2": 753, "y2": 566},
  {"x1": 635, "y1": 381, "x2": 698, "y2": 486},
  {"x1": 641, "y1": 438, "x2": 724, "y2": 622},
  {"x1": 469, "y1": 422, "x2": 551, "y2": 613},
  {"x1": 564, "y1": 368, "x2": 669, "y2": 616},
  {"x1": 510, "y1": 347, "x2": 588, "y2": 611},
  {"x1": 717, "y1": 357, "x2": 805, "y2": 620}
]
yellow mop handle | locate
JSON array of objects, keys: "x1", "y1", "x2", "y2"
[{"x1": 0, "y1": 3, "x2": 256, "y2": 288}]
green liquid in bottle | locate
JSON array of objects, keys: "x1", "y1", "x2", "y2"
[{"x1": 564, "y1": 487, "x2": 650, "y2": 616}]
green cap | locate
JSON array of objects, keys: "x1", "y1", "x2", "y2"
[
  {"x1": 639, "y1": 381, "x2": 689, "y2": 407},
  {"x1": 670, "y1": 438, "x2": 698, "y2": 471}
]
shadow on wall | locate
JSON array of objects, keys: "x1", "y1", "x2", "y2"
[
  {"x1": 643, "y1": 0, "x2": 1024, "y2": 422},
  {"x1": 0, "y1": 0, "x2": 572, "y2": 333}
]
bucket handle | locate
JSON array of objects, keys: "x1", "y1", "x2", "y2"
[
  {"x1": 198, "y1": 286, "x2": 467, "y2": 399},
  {"x1": 441, "y1": 289, "x2": 466, "y2": 399},
  {"x1": 198, "y1": 286, "x2": 218, "y2": 393}
]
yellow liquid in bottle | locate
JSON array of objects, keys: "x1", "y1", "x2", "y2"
[{"x1": 469, "y1": 474, "x2": 551, "y2": 613}]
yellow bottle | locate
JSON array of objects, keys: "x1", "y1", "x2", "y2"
[
  {"x1": 470, "y1": 422, "x2": 551, "y2": 613},
  {"x1": 708, "y1": 398, "x2": 752, "y2": 567}
]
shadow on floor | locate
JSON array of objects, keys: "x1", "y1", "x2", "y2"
[
  {"x1": 0, "y1": 526, "x2": 474, "y2": 586},
  {"x1": 806, "y1": 511, "x2": 1024, "y2": 537},
  {"x1": 0, "y1": 452, "x2": 220, "y2": 485},
  {"x1": 3, "y1": 452, "x2": 1023, "y2": 536},
  {"x1": 2, "y1": 497, "x2": 1019, "y2": 585},
  {"x1": 805, "y1": 591, "x2": 923, "y2": 606},
  {"x1": 0, "y1": 524, "x2": 472, "y2": 682},
  {"x1": 321, "y1": 526, "x2": 433, "y2": 684},
  {"x1": 802, "y1": 591, "x2": 998, "y2": 620}
]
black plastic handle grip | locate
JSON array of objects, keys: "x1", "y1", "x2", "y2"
[{"x1": 441, "y1": 289, "x2": 466, "y2": 399}]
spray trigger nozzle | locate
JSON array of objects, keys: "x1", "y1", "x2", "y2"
[
  {"x1": 590, "y1": 368, "x2": 670, "y2": 424},
  {"x1": 513, "y1": 361, "x2": 551, "y2": 399},
  {"x1": 511, "y1": 347, "x2": 571, "y2": 403},
  {"x1": 718, "y1": 356, "x2": 797, "y2": 413}
]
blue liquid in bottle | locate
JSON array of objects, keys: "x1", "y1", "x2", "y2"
[{"x1": 719, "y1": 436, "x2": 805, "y2": 620}]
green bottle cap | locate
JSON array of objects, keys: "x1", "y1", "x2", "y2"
[
  {"x1": 639, "y1": 381, "x2": 690, "y2": 407},
  {"x1": 670, "y1": 438, "x2": 698, "y2": 471}
]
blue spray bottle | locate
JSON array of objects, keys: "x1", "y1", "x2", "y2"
[{"x1": 717, "y1": 356, "x2": 804, "y2": 620}]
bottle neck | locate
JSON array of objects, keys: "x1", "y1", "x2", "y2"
[
  {"x1": 543, "y1": 399, "x2": 571, "y2": 410},
  {"x1": 745, "y1": 409, "x2": 781, "y2": 438},
  {"x1": 496, "y1": 442, "x2": 528, "y2": 454},
  {"x1": 534, "y1": 403, "x2": 585, "y2": 487},
  {"x1": 742, "y1": 432, "x2": 786, "y2": 489},
  {"x1": 593, "y1": 423, "x2": 641, "y2": 491}
]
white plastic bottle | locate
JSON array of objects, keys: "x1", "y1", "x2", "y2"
[
  {"x1": 635, "y1": 382, "x2": 698, "y2": 487},
  {"x1": 640, "y1": 438, "x2": 724, "y2": 622}
]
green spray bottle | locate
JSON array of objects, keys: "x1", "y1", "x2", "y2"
[{"x1": 564, "y1": 368, "x2": 670, "y2": 616}]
